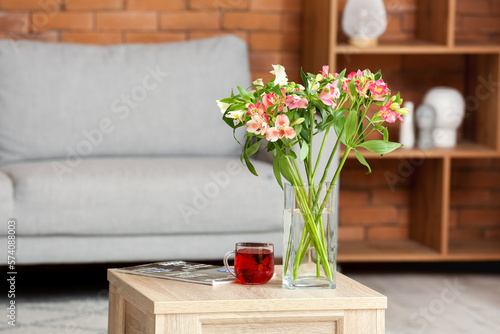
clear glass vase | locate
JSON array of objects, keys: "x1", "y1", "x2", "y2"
[{"x1": 283, "y1": 183, "x2": 338, "y2": 289}]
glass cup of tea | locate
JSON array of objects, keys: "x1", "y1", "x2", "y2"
[{"x1": 223, "y1": 242, "x2": 274, "y2": 285}]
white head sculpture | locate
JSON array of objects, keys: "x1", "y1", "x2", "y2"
[{"x1": 422, "y1": 87, "x2": 465, "y2": 148}]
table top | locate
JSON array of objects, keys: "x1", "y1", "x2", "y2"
[{"x1": 108, "y1": 266, "x2": 387, "y2": 315}]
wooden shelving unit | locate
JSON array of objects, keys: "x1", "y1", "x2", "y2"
[{"x1": 303, "y1": 0, "x2": 500, "y2": 262}]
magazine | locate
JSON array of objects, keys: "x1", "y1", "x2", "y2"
[{"x1": 115, "y1": 260, "x2": 235, "y2": 286}]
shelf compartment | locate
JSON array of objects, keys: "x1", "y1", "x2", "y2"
[
  {"x1": 447, "y1": 240, "x2": 500, "y2": 261},
  {"x1": 338, "y1": 240, "x2": 441, "y2": 262},
  {"x1": 336, "y1": 53, "x2": 500, "y2": 152},
  {"x1": 333, "y1": 0, "x2": 454, "y2": 48},
  {"x1": 343, "y1": 142, "x2": 500, "y2": 159},
  {"x1": 463, "y1": 53, "x2": 500, "y2": 151},
  {"x1": 334, "y1": 43, "x2": 500, "y2": 55},
  {"x1": 338, "y1": 240, "x2": 500, "y2": 262}
]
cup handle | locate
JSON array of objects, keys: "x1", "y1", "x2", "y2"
[{"x1": 223, "y1": 251, "x2": 237, "y2": 278}]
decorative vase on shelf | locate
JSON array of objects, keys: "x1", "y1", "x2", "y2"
[
  {"x1": 283, "y1": 183, "x2": 337, "y2": 290},
  {"x1": 341, "y1": 0, "x2": 387, "y2": 47},
  {"x1": 400, "y1": 101, "x2": 415, "y2": 148}
]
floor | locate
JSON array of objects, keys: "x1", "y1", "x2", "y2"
[{"x1": 1, "y1": 262, "x2": 499, "y2": 334}]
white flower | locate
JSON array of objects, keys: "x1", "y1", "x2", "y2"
[
  {"x1": 226, "y1": 110, "x2": 245, "y2": 124},
  {"x1": 308, "y1": 79, "x2": 320, "y2": 92},
  {"x1": 270, "y1": 64, "x2": 288, "y2": 86},
  {"x1": 253, "y1": 78, "x2": 264, "y2": 86},
  {"x1": 216, "y1": 100, "x2": 230, "y2": 114}
]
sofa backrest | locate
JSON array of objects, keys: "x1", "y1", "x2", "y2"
[{"x1": 0, "y1": 35, "x2": 249, "y2": 164}]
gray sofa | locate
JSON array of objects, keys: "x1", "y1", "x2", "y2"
[{"x1": 0, "y1": 36, "x2": 285, "y2": 264}]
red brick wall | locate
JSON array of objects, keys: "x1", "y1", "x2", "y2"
[
  {"x1": 450, "y1": 159, "x2": 500, "y2": 242},
  {"x1": 0, "y1": 0, "x2": 302, "y2": 82},
  {"x1": 0, "y1": 0, "x2": 499, "y2": 243}
]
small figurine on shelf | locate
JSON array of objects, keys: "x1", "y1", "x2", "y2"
[
  {"x1": 416, "y1": 104, "x2": 436, "y2": 150},
  {"x1": 421, "y1": 87, "x2": 466, "y2": 148},
  {"x1": 399, "y1": 101, "x2": 415, "y2": 148}
]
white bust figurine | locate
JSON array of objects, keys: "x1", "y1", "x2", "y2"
[
  {"x1": 416, "y1": 104, "x2": 436, "y2": 150},
  {"x1": 421, "y1": 87, "x2": 465, "y2": 148}
]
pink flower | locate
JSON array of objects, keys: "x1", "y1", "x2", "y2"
[
  {"x1": 378, "y1": 101, "x2": 403, "y2": 123},
  {"x1": 341, "y1": 78, "x2": 350, "y2": 93},
  {"x1": 355, "y1": 80, "x2": 371, "y2": 98},
  {"x1": 262, "y1": 89, "x2": 287, "y2": 113},
  {"x1": 318, "y1": 81, "x2": 340, "y2": 107},
  {"x1": 369, "y1": 80, "x2": 389, "y2": 101},
  {"x1": 346, "y1": 71, "x2": 358, "y2": 80},
  {"x1": 285, "y1": 95, "x2": 308, "y2": 109},
  {"x1": 266, "y1": 114, "x2": 296, "y2": 142},
  {"x1": 320, "y1": 65, "x2": 329, "y2": 79},
  {"x1": 246, "y1": 103, "x2": 266, "y2": 117},
  {"x1": 246, "y1": 103, "x2": 269, "y2": 135}
]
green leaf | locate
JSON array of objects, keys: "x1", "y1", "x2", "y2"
[
  {"x1": 348, "y1": 80, "x2": 357, "y2": 99},
  {"x1": 222, "y1": 113, "x2": 235, "y2": 128},
  {"x1": 299, "y1": 142, "x2": 309, "y2": 162},
  {"x1": 358, "y1": 140, "x2": 403, "y2": 155},
  {"x1": 343, "y1": 109, "x2": 358, "y2": 146},
  {"x1": 383, "y1": 127, "x2": 389, "y2": 142},
  {"x1": 279, "y1": 156, "x2": 295, "y2": 184},
  {"x1": 243, "y1": 153, "x2": 258, "y2": 176},
  {"x1": 294, "y1": 123, "x2": 302, "y2": 136},
  {"x1": 226, "y1": 104, "x2": 246, "y2": 112},
  {"x1": 300, "y1": 67, "x2": 309, "y2": 91},
  {"x1": 336, "y1": 68, "x2": 346, "y2": 85},
  {"x1": 272, "y1": 151, "x2": 284, "y2": 189},
  {"x1": 241, "y1": 137, "x2": 258, "y2": 176},
  {"x1": 245, "y1": 139, "x2": 262, "y2": 157},
  {"x1": 284, "y1": 150, "x2": 297, "y2": 160},
  {"x1": 270, "y1": 84, "x2": 283, "y2": 96},
  {"x1": 355, "y1": 149, "x2": 372, "y2": 174},
  {"x1": 219, "y1": 97, "x2": 235, "y2": 103},
  {"x1": 237, "y1": 86, "x2": 251, "y2": 102}
]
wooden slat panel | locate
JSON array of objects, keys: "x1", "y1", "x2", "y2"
[
  {"x1": 417, "y1": 0, "x2": 451, "y2": 45},
  {"x1": 409, "y1": 158, "x2": 447, "y2": 252}
]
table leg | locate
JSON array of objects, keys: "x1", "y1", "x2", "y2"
[{"x1": 108, "y1": 284, "x2": 125, "y2": 334}]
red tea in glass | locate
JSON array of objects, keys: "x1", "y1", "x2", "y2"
[{"x1": 224, "y1": 242, "x2": 274, "y2": 285}]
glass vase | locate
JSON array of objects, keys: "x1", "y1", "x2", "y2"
[{"x1": 283, "y1": 183, "x2": 338, "y2": 289}]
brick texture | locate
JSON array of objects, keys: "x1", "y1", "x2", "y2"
[
  {"x1": 96, "y1": 12, "x2": 157, "y2": 31},
  {"x1": 161, "y1": 12, "x2": 220, "y2": 30},
  {"x1": 0, "y1": 12, "x2": 29, "y2": 33},
  {"x1": 338, "y1": 226, "x2": 365, "y2": 241},
  {"x1": 127, "y1": 0, "x2": 185, "y2": 11},
  {"x1": 340, "y1": 206, "x2": 399, "y2": 225},
  {"x1": 367, "y1": 226, "x2": 408, "y2": 240},
  {"x1": 190, "y1": 0, "x2": 249, "y2": 10},
  {"x1": 223, "y1": 12, "x2": 281, "y2": 31},
  {"x1": 0, "y1": 0, "x2": 59, "y2": 10},
  {"x1": 126, "y1": 32, "x2": 186, "y2": 43},
  {"x1": 65, "y1": 0, "x2": 123, "y2": 11},
  {"x1": 61, "y1": 32, "x2": 122, "y2": 44},
  {"x1": 32, "y1": 12, "x2": 93, "y2": 31},
  {"x1": 250, "y1": 0, "x2": 301, "y2": 11}
]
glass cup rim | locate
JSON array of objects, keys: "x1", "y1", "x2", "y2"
[{"x1": 236, "y1": 242, "x2": 273, "y2": 248}]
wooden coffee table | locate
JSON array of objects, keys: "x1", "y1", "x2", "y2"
[{"x1": 108, "y1": 266, "x2": 387, "y2": 333}]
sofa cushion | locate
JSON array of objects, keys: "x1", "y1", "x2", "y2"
[
  {"x1": 0, "y1": 36, "x2": 249, "y2": 163},
  {"x1": 1, "y1": 157, "x2": 283, "y2": 236},
  {"x1": 0, "y1": 170, "x2": 13, "y2": 220}
]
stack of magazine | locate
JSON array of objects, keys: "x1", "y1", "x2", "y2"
[{"x1": 115, "y1": 260, "x2": 235, "y2": 286}]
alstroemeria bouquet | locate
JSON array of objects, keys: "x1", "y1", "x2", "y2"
[{"x1": 217, "y1": 65, "x2": 407, "y2": 282}]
